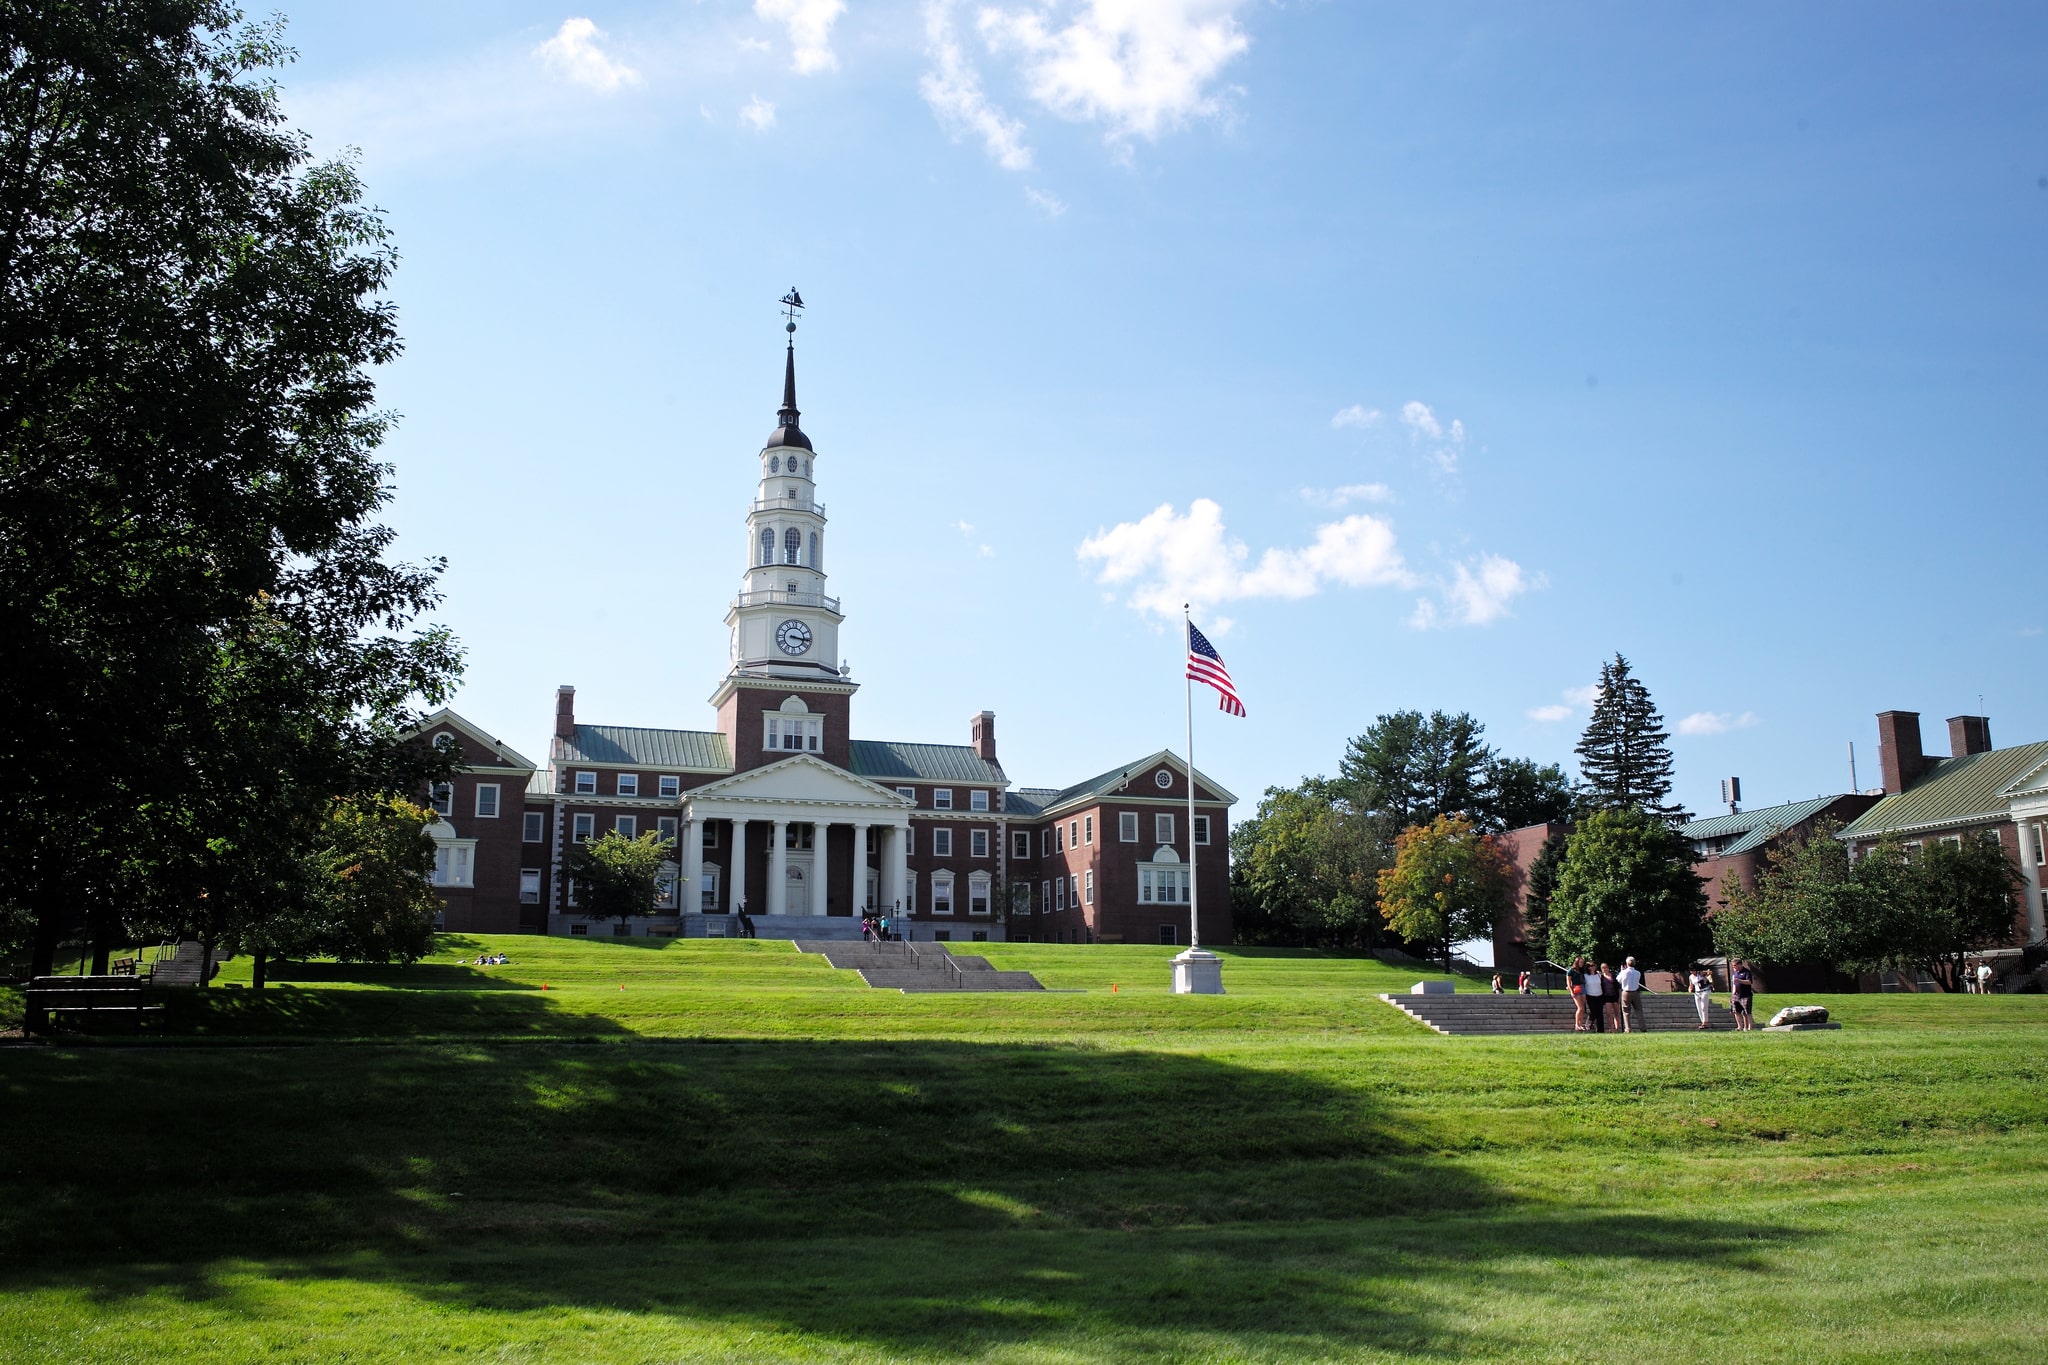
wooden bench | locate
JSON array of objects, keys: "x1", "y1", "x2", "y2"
[{"x1": 24, "y1": 975, "x2": 162, "y2": 1034}]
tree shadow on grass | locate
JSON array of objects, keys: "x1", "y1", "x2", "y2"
[{"x1": 0, "y1": 1039, "x2": 1810, "y2": 1358}]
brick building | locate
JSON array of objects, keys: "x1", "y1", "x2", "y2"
[{"x1": 416, "y1": 335, "x2": 1235, "y2": 944}]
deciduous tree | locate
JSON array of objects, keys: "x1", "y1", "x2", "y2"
[
  {"x1": 1548, "y1": 806, "x2": 1710, "y2": 968},
  {"x1": 1375, "y1": 814, "x2": 1515, "y2": 972},
  {"x1": 570, "y1": 831, "x2": 676, "y2": 925}
]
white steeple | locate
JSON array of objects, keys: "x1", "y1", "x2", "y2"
[{"x1": 725, "y1": 304, "x2": 846, "y2": 683}]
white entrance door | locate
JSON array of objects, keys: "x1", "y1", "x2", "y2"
[{"x1": 786, "y1": 860, "x2": 812, "y2": 916}]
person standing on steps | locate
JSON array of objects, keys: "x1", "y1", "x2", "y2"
[
  {"x1": 1582, "y1": 958, "x2": 1606, "y2": 1033},
  {"x1": 1618, "y1": 956, "x2": 1645, "y2": 1033},
  {"x1": 1567, "y1": 957, "x2": 1589, "y2": 1031},
  {"x1": 1600, "y1": 962, "x2": 1623, "y2": 1032}
]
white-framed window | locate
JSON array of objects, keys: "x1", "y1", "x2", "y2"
[
  {"x1": 1041, "y1": 880, "x2": 1052, "y2": 913},
  {"x1": 656, "y1": 874, "x2": 677, "y2": 910},
  {"x1": 969, "y1": 873, "x2": 991, "y2": 915},
  {"x1": 574, "y1": 771, "x2": 597, "y2": 794},
  {"x1": 1155, "y1": 813, "x2": 1175, "y2": 845},
  {"x1": 699, "y1": 865, "x2": 721, "y2": 911},
  {"x1": 759, "y1": 527, "x2": 774, "y2": 565},
  {"x1": 572, "y1": 813, "x2": 595, "y2": 843},
  {"x1": 1055, "y1": 876, "x2": 1067, "y2": 911},
  {"x1": 431, "y1": 842, "x2": 475, "y2": 888},
  {"x1": 475, "y1": 784, "x2": 500, "y2": 818},
  {"x1": 970, "y1": 829, "x2": 989, "y2": 858},
  {"x1": 970, "y1": 789, "x2": 989, "y2": 812},
  {"x1": 2032, "y1": 822, "x2": 2047, "y2": 866},
  {"x1": 934, "y1": 828, "x2": 954, "y2": 857},
  {"x1": 1055, "y1": 824, "x2": 1065, "y2": 853},
  {"x1": 430, "y1": 783, "x2": 453, "y2": 817},
  {"x1": 1158, "y1": 924, "x2": 1178, "y2": 945},
  {"x1": 1084, "y1": 815, "x2": 1093, "y2": 844},
  {"x1": 1084, "y1": 869, "x2": 1093, "y2": 904},
  {"x1": 1070, "y1": 875, "x2": 1079, "y2": 908},
  {"x1": 523, "y1": 811, "x2": 545, "y2": 843},
  {"x1": 1139, "y1": 863, "x2": 1191, "y2": 904},
  {"x1": 617, "y1": 773, "x2": 638, "y2": 796},
  {"x1": 616, "y1": 815, "x2": 637, "y2": 839},
  {"x1": 1042, "y1": 829, "x2": 1053, "y2": 857},
  {"x1": 782, "y1": 824, "x2": 814, "y2": 850},
  {"x1": 1194, "y1": 815, "x2": 1211, "y2": 846},
  {"x1": 703, "y1": 822, "x2": 720, "y2": 849},
  {"x1": 1119, "y1": 811, "x2": 1139, "y2": 842},
  {"x1": 906, "y1": 869, "x2": 919, "y2": 914},
  {"x1": 783, "y1": 526, "x2": 801, "y2": 565},
  {"x1": 905, "y1": 827, "x2": 915, "y2": 855},
  {"x1": 934, "y1": 789, "x2": 954, "y2": 810},
  {"x1": 897, "y1": 786, "x2": 917, "y2": 803},
  {"x1": 657, "y1": 816, "x2": 678, "y2": 846},
  {"x1": 764, "y1": 714, "x2": 823, "y2": 753},
  {"x1": 1939, "y1": 834, "x2": 1962, "y2": 849},
  {"x1": 570, "y1": 921, "x2": 587, "y2": 934},
  {"x1": 519, "y1": 869, "x2": 542, "y2": 904},
  {"x1": 1069, "y1": 820, "x2": 1079, "y2": 847},
  {"x1": 1012, "y1": 831, "x2": 1031, "y2": 859},
  {"x1": 659, "y1": 775, "x2": 681, "y2": 798}
]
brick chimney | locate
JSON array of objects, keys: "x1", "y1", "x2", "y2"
[
  {"x1": 1947, "y1": 715, "x2": 1993, "y2": 758},
  {"x1": 1876, "y1": 710, "x2": 1925, "y2": 794},
  {"x1": 555, "y1": 685, "x2": 576, "y2": 741},
  {"x1": 970, "y1": 710, "x2": 997, "y2": 763}
]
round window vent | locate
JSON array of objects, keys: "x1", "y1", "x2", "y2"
[{"x1": 1154, "y1": 769, "x2": 1173, "y2": 789}]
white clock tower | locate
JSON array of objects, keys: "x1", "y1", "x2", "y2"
[{"x1": 724, "y1": 307, "x2": 846, "y2": 685}]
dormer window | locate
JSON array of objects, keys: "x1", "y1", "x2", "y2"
[{"x1": 764, "y1": 714, "x2": 822, "y2": 753}]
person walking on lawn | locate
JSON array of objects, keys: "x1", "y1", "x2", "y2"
[
  {"x1": 1690, "y1": 967, "x2": 1714, "y2": 1029},
  {"x1": 1618, "y1": 956, "x2": 1645, "y2": 1032},
  {"x1": 1567, "y1": 957, "x2": 1589, "y2": 1031}
]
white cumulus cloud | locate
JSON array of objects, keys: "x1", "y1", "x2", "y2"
[
  {"x1": 1078, "y1": 498, "x2": 1413, "y2": 620},
  {"x1": 1331, "y1": 404, "x2": 1382, "y2": 430},
  {"x1": 534, "y1": 17, "x2": 640, "y2": 92},
  {"x1": 739, "y1": 94, "x2": 777, "y2": 130},
  {"x1": 1438, "y1": 553, "x2": 1538, "y2": 627},
  {"x1": 755, "y1": 0, "x2": 845, "y2": 75},
  {"x1": 922, "y1": 1, "x2": 1034, "y2": 170},
  {"x1": 980, "y1": 0, "x2": 1253, "y2": 143},
  {"x1": 1526, "y1": 704, "x2": 1574, "y2": 723},
  {"x1": 1677, "y1": 711, "x2": 1761, "y2": 736},
  {"x1": 1401, "y1": 399, "x2": 1467, "y2": 475},
  {"x1": 1025, "y1": 185, "x2": 1068, "y2": 215}
]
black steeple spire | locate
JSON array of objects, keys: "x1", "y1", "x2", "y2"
[{"x1": 767, "y1": 288, "x2": 812, "y2": 451}]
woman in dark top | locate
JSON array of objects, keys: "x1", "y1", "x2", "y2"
[{"x1": 1731, "y1": 962, "x2": 1756, "y2": 1031}]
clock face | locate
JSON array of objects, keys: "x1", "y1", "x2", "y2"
[{"x1": 776, "y1": 619, "x2": 813, "y2": 655}]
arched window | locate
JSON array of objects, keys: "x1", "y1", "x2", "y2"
[
  {"x1": 770, "y1": 455, "x2": 780, "y2": 473},
  {"x1": 759, "y1": 528, "x2": 774, "y2": 565},
  {"x1": 808, "y1": 531, "x2": 819, "y2": 568},
  {"x1": 783, "y1": 526, "x2": 801, "y2": 565}
]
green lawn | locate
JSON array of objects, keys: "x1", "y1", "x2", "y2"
[{"x1": 3, "y1": 936, "x2": 2044, "y2": 1362}]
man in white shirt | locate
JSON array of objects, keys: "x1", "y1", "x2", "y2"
[{"x1": 1618, "y1": 957, "x2": 1645, "y2": 1033}]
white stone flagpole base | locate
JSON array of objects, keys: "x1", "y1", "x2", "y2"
[{"x1": 1171, "y1": 948, "x2": 1225, "y2": 995}]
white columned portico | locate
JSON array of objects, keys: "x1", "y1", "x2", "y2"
[
  {"x1": 769, "y1": 818, "x2": 789, "y2": 916},
  {"x1": 2014, "y1": 814, "x2": 2046, "y2": 942},
  {"x1": 887, "y1": 821, "x2": 910, "y2": 915},
  {"x1": 730, "y1": 818, "x2": 748, "y2": 914},
  {"x1": 850, "y1": 821, "x2": 871, "y2": 913},
  {"x1": 682, "y1": 819, "x2": 702, "y2": 914}
]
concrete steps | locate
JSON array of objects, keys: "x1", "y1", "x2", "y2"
[
  {"x1": 1380, "y1": 992, "x2": 1736, "y2": 1035},
  {"x1": 684, "y1": 915, "x2": 868, "y2": 941},
  {"x1": 795, "y1": 940, "x2": 1044, "y2": 993}
]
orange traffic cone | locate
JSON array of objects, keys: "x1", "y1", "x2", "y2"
[
  {"x1": 541, "y1": 983, "x2": 548, "y2": 992},
  {"x1": 1112, "y1": 982, "x2": 1119, "y2": 993}
]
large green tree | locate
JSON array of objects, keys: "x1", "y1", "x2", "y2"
[
  {"x1": 570, "y1": 831, "x2": 677, "y2": 925},
  {"x1": 1712, "y1": 819, "x2": 1870, "y2": 971},
  {"x1": 1574, "y1": 655, "x2": 1685, "y2": 821},
  {"x1": 1229, "y1": 780, "x2": 1385, "y2": 948},
  {"x1": 1548, "y1": 806, "x2": 1711, "y2": 968},
  {"x1": 0, "y1": 4, "x2": 459, "y2": 975},
  {"x1": 1339, "y1": 709, "x2": 1575, "y2": 833},
  {"x1": 1376, "y1": 814, "x2": 1515, "y2": 971}
]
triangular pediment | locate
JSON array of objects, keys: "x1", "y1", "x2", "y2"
[
  {"x1": 2005, "y1": 755, "x2": 2048, "y2": 800},
  {"x1": 684, "y1": 753, "x2": 912, "y2": 807},
  {"x1": 407, "y1": 707, "x2": 538, "y2": 770}
]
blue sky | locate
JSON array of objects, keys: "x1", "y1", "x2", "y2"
[{"x1": 279, "y1": 1, "x2": 2048, "y2": 818}]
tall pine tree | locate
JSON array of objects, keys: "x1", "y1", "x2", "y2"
[{"x1": 1574, "y1": 655, "x2": 1686, "y2": 821}]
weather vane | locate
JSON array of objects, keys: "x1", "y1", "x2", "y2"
[{"x1": 780, "y1": 288, "x2": 804, "y2": 335}]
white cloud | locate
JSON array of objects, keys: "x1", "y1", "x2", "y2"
[
  {"x1": 921, "y1": 2, "x2": 1035, "y2": 170},
  {"x1": 754, "y1": 0, "x2": 845, "y2": 75},
  {"x1": 1527, "y1": 704, "x2": 1573, "y2": 723},
  {"x1": 980, "y1": 0, "x2": 1253, "y2": 143},
  {"x1": 1078, "y1": 498, "x2": 1413, "y2": 620},
  {"x1": 1025, "y1": 185, "x2": 1068, "y2": 216},
  {"x1": 1563, "y1": 684, "x2": 1599, "y2": 707},
  {"x1": 1331, "y1": 404, "x2": 1382, "y2": 430},
  {"x1": 1401, "y1": 399, "x2": 1467, "y2": 475},
  {"x1": 1437, "y1": 554, "x2": 1537, "y2": 627},
  {"x1": 1301, "y1": 483, "x2": 1393, "y2": 508},
  {"x1": 1677, "y1": 711, "x2": 1761, "y2": 736},
  {"x1": 534, "y1": 17, "x2": 640, "y2": 92},
  {"x1": 739, "y1": 94, "x2": 777, "y2": 130}
]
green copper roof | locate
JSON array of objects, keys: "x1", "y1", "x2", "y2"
[
  {"x1": 1028, "y1": 750, "x2": 1238, "y2": 817},
  {"x1": 558, "y1": 725, "x2": 732, "y2": 771},
  {"x1": 1682, "y1": 795, "x2": 1853, "y2": 857},
  {"x1": 1839, "y1": 740, "x2": 2048, "y2": 839},
  {"x1": 1006, "y1": 788, "x2": 1062, "y2": 817},
  {"x1": 849, "y1": 740, "x2": 1006, "y2": 786}
]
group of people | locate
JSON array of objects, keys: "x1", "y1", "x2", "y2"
[
  {"x1": 1565, "y1": 956, "x2": 1651, "y2": 1032},
  {"x1": 470, "y1": 953, "x2": 511, "y2": 966},
  {"x1": 859, "y1": 915, "x2": 897, "y2": 942}
]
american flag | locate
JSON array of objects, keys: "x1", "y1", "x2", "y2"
[{"x1": 1186, "y1": 621, "x2": 1246, "y2": 717}]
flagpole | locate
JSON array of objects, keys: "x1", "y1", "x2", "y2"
[{"x1": 1185, "y1": 604, "x2": 1198, "y2": 951}]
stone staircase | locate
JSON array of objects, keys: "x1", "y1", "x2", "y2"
[
  {"x1": 145, "y1": 942, "x2": 219, "y2": 988},
  {"x1": 1379, "y1": 991, "x2": 1736, "y2": 1035},
  {"x1": 795, "y1": 940, "x2": 1044, "y2": 993}
]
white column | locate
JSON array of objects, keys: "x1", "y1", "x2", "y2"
[
  {"x1": 889, "y1": 820, "x2": 910, "y2": 916},
  {"x1": 769, "y1": 818, "x2": 789, "y2": 916},
  {"x1": 2019, "y1": 818, "x2": 2046, "y2": 942},
  {"x1": 851, "y1": 821, "x2": 871, "y2": 914},
  {"x1": 682, "y1": 818, "x2": 702, "y2": 914},
  {"x1": 730, "y1": 818, "x2": 747, "y2": 915}
]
